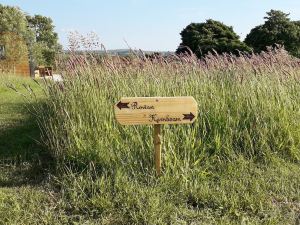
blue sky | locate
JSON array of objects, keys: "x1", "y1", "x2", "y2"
[{"x1": 2, "y1": 0, "x2": 300, "y2": 51}]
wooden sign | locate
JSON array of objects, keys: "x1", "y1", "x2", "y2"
[
  {"x1": 114, "y1": 96, "x2": 198, "y2": 176},
  {"x1": 114, "y1": 97, "x2": 197, "y2": 125}
]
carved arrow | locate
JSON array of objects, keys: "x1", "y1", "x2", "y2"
[
  {"x1": 116, "y1": 101, "x2": 130, "y2": 110},
  {"x1": 183, "y1": 112, "x2": 195, "y2": 121}
]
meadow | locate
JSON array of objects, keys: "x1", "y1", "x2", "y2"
[{"x1": 0, "y1": 47, "x2": 300, "y2": 224}]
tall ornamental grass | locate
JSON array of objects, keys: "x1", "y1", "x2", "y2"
[
  {"x1": 38, "y1": 47, "x2": 300, "y2": 169},
  {"x1": 32, "y1": 46, "x2": 300, "y2": 224}
]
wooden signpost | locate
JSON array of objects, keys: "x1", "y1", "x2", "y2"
[{"x1": 114, "y1": 96, "x2": 197, "y2": 175}]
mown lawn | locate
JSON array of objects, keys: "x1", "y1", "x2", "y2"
[
  {"x1": 0, "y1": 71, "x2": 300, "y2": 224},
  {"x1": 0, "y1": 75, "x2": 68, "y2": 224}
]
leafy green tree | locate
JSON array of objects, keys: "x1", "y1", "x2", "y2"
[
  {"x1": 0, "y1": 4, "x2": 33, "y2": 50},
  {"x1": 31, "y1": 42, "x2": 48, "y2": 66},
  {"x1": 176, "y1": 19, "x2": 251, "y2": 58},
  {"x1": 27, "y1": 15, "x2": 62, "y2": 66},
  {"x1": 0, "y1": 5, "x2": 61, "y2": 69},
  {"x1": 0, "y1": 4, "x2": 30, "y2": 38},
  {"x1": 245, "y1": 10, "x2": 300, "y2": 57},
  {"x1": 0, "y1": 4, "x2": 34, "y2": 74}
]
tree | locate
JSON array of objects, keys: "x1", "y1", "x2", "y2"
[
  {"x1": 0, "y1": 5, "x2": 61, "y2": 70},
  {"x1": 176, "y1": 19, "x2": 251, "y2": 58},
  {"x1": 0, "y1": 4, "x2": 34, "y2": 74},
  {"x1": 0, "y1": 4, "x2": 32, "y2": 39},
  {"x1": 245, "y1": 10, "x2": 300, "y2": 57},
  {"x1": 0, "y1": 4, "x2": 33, "y2": 52},
  {"x1": 26, "y1": 15, "x2": 62, "y2": 66}
]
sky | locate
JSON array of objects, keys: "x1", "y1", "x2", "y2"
[{"x1": 1, "y1": 0, "x2": 300, "y2": 51}]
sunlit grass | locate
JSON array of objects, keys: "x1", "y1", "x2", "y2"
[{"x1": 30, "y1": 48, "x2": 300, "y2": 224}]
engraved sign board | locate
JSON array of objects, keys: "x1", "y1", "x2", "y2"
[{"x1": 114, "y1": 96, "x2": 197, "y2": 125}]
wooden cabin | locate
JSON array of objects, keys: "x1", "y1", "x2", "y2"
[{"x1": 0, "y1": 32, "x2": 30, "y2": 77}]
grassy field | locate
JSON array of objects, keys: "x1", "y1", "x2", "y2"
[
  {"x1": 0, "y1": 75, "x2": 63, "y2": 224},
  {"x1": 0, "y1": 48, "x2": 300, "y2": 224}
]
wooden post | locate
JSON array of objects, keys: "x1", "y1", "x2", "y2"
[{"x1": 154, "y1": 124, "x2": 162, "y2": 175}]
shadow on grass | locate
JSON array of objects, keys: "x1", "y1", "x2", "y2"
[{"x1": 0, "y1": 102, "x2": 54, "y2": 188}]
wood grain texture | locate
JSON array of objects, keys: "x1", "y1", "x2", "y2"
[
  {"x1": 114, "y1": 96, "x2": 198, "y2": 125},
  {"x1": 154, "y1": 124, "x2": 162, "y2": 175}
]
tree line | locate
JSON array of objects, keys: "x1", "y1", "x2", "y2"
[
  {"x1": 177, "y1": 10, "x2": 300, "y2": 58},
  {"x1": 1, "y1": 4, "x2": 300, "y2": 67}
]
